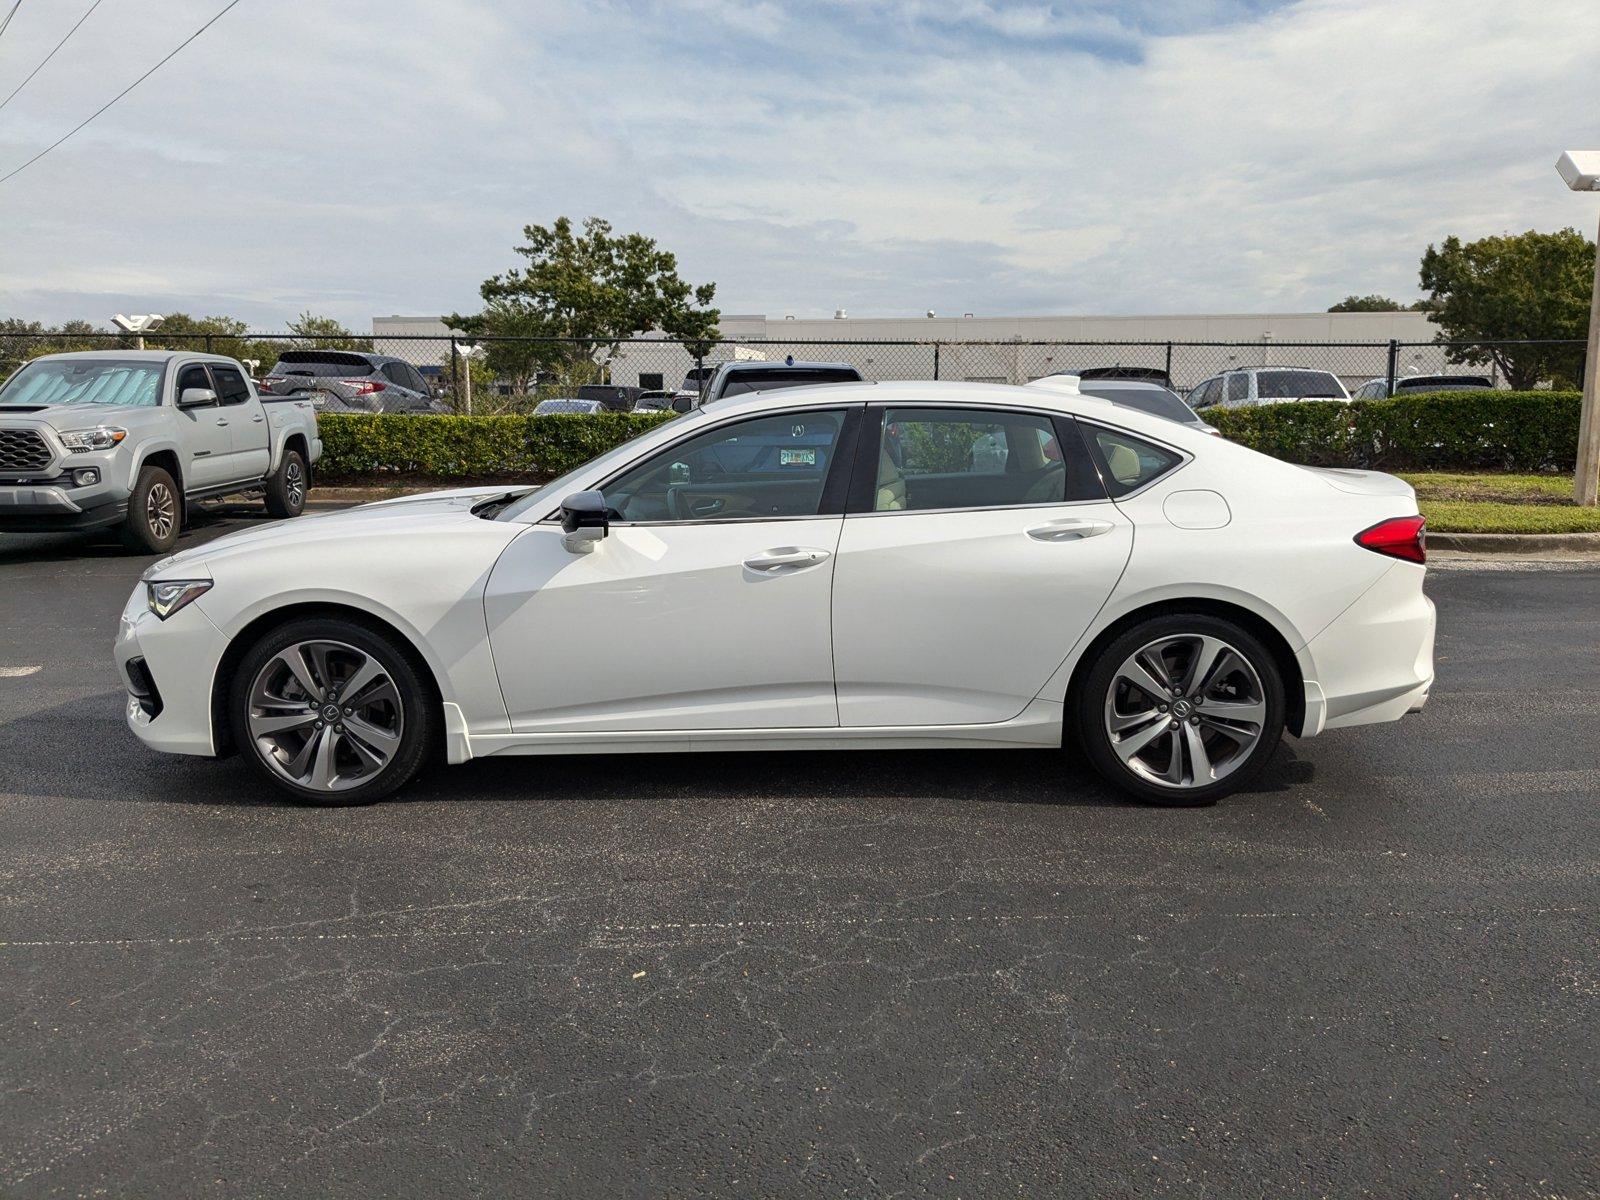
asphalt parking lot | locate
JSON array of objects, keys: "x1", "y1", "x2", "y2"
[{"x1": 2, "y1": 507, "x2": 1597, "y2": 1198}]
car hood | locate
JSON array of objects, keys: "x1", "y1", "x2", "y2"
[
  {"x1": 0, "y1": 402, "x2": 155, "y2": 429},
  {"x1": 143, "y1": 488, "x2": 526, "y2": 579}
]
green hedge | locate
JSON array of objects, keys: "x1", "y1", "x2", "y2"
[
  {"x1": 1210, "y1": 391, "x2": 1583, "y2": 472},
  {"x1": 315, "y1": 393, "x2": 1584, "y2": 483},
  {"x1": 316, "y1": 411, "x2": 674, "y2": 482}
]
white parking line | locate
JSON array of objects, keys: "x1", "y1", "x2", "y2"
[{"x1": 0, "y1": 666, "x2": 42, "y2": 677}]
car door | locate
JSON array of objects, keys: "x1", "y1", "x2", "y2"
[
  {"x1": 483, "y1": 405, "x2": 862, "y2": 733},
  {"x1": 830, "y1": 404, "x2": 1134, "y2": 728},
  {"x1": 210, "y1": 362, "x2": 270, "y2": 480},
  {"x1": 171, "y1": 363, "x2": 233, "y2": 488}
]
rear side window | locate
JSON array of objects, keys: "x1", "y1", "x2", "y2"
[
  {"x1": 871, "y1": 408, "x2": 1101, "y2": 512},
  {"x1": 1087, "y1": 426, "x2": 1183, "y2": 497},
  {"x1": 211, "y1": 365, "x2": 251, "y2": 405}
]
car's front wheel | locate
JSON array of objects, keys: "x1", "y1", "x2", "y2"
[
  {"x1": 229, "y1": 617, "x2": 435, "y2": 805},
  {"x1": 1075, "y1": 614, "x2": 1286, "y2": 806},
  {"x1": 118, "y1": 464, "x2": 182, "y2": 553}
]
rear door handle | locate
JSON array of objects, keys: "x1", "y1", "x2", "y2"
[
  {"x1": 216, "y1": 418, "x2": 229, "y2": 426},
  {"x1": 252, "y1": 415, "x2": 265, "y2": 423},
  {"x1": 744, "y1": 547, "x2": 832, "y2": 573},
  {"x1": 1027, "y1": 518, "x2": 1114, "y2": 541}
]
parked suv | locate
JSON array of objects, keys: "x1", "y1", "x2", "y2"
[
  {"x1": 258, "y1": 350, "x2": 445, "y2": 414},
  {"x1": 1188, "y1": 367, "x2": 1350, "y2": 411},
  {"x1": 0, "y1": 350, "x2": 321, "y2": 551},
  {"x1": 1349, "y1": 374, "x2": 1494, "y2": 400}
]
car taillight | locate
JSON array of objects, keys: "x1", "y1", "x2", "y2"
[
  {"x1": 340, "y1": 379, "x2": 386, "y2": 395},
  {"x1": 1354, "y1": 515, "x2": 1426, "y2": 564}
]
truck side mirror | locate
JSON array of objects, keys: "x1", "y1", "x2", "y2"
[{"x1": 179, "y1": 387, "x2": 218, "y2": 408}]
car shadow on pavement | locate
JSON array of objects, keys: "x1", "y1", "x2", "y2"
[
  {"x1": 0, "y1": 687, "x2": 1315, "y2": 812},
  {"x1": 0, "y1": 503, "x2": 276, "y2": 565}
]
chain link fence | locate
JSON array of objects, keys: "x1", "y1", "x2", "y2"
[{"x1": 0, "y1": 329, "x2": 1585, "y2": 412}]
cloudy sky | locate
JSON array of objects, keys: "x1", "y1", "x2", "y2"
[{"x1": 0, "y1": 0, "x2": 1595, "y2": 329}]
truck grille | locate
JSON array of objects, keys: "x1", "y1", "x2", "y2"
[{"x1": 0, "y1": 428, "x2": 51, "y2": 473}]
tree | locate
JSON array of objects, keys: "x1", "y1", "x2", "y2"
[
  {"x1": 1329, "y1": 295, "x2": 1409, "y2": 312},
  {"x1": 451, "y1": 216, "x2": 719, "y2": 386},
  {"x1": 0, "y1": 317, "x2": 109, "y2": 376},
  {"x1": 444, "y1": 301, "x2": 563, "y2": 396},
  {"x1": 286, "y1": 311, "x2": 372, "y2": 352},
  {"x1": 1419, "y1": 228, "x2": 1595, "y2": 389}
]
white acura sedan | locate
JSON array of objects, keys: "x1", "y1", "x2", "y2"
[{"x1": 116, "y1": 381, "x2": 1435, "y2": 807}]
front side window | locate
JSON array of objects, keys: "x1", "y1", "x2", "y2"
[
  {"x1": 872, "y1": 408, "x2": 1097, "y2": 512},
  {"x1": 1225, "y1": 374, "x2": 1250, "y2": 405},
  {"x1": 1088, "y1": 426, "x2": 1184, "y2": 497},
  {"x1": 604, "y1": 409, "x2": 847, "y2": 523},
  {"x1": 176, "y1": 364, "x2": 214, "y2": 403},
  {"x1": 0, "y1": 359, "x2": 163, "y2": 409}
]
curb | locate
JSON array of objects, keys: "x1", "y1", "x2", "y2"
[{"x1": 1430, "y1": 531, "x2": 1600, "y2": 554}]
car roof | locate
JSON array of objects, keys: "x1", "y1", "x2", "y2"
[
  {"x1": 20, "y1": 349, "x2": 251, "y2": 367},
  {"x1": 699, "y1": 378, "x2": 1201, "y2": 439}
]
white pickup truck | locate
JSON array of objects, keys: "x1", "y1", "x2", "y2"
[{"x1": 0, "y1": 350, "x2": 322, "y2": 552}]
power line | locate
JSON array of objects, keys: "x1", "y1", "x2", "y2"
[
  {"x1": 0, "y1": 0, "x2": 23, "y2": 42},
  {"x1": 0, "y1": 0, "x2": 105, "y2": 115},
  {"x1": 0, "y1": 0, "x2": 244, "y2": 188}
]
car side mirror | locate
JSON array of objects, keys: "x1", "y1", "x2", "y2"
[
  {"x1": 179, "y1": 386, "x2": 218, "y2": 408},
  {"x1": 560, "y1": 490, "x2": 609, "y2": 553},
  {"x1": 671, "y1": 395, "x2": 693, "y2": 414}
]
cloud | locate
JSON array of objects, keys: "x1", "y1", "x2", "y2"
[{"x1": 0, "y1": 0, "x2": 1593, "y2": 328}]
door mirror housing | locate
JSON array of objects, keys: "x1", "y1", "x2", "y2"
[
  {"x1": 560, "y1": 490, "x2": 609, "y2": 553},
  {"x1": 179, "y1": 386, "x2": 218, "y2": 408}
]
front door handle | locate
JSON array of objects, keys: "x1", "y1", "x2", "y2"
[
  {"x1": 744, "y1": 547, "x2": 832, "y2": 573},
  {"x1": 1027, "y1": 517, "x2": 1114, "y2": 542},
  {"x1": 216, "y1": 418, "x2": 229, "y2": 426}
]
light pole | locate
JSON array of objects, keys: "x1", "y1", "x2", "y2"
[
  {"x1": 453, "y1": 340, "x2": 485, "y2": 415},
  {"x1": 111, "y1": 313, "x2": 164, "y2": 350},
  {"x1": 1557, "y1": 151, "x2": 1600, "y2": 506}
]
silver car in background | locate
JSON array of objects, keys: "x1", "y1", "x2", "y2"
[
  {"x1": 1188, "y1": 367, "x2": 1350, "y2": 411},
  {"x1": 258, "y1": 350, "x2": 446, "y2": 414}
]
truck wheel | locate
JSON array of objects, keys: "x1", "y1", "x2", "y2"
[
  {"x1": 265, "y1": 449, "x2": 307, "y2": 519},
  {"x1": 119, "y1": 465, "x2": 182, "y2": 553}
]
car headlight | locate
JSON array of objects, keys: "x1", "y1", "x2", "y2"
[
  {"x1": 59, "y1": 426, "x2": 127, "y2": 452},
  {"x1": 147, "y1": 579, "x2": 213, "y2": 620}
]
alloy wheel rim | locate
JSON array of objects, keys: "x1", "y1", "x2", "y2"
[
  {"x1": 246, "y1": 639, "x2": 404, "y2": 793},
  {"x1": 147, "y1": 483, "x2": 175, "y2": 539},
  {"x1": 1103, "y1": 634, "x2": 1267, "y2": 790},
  {"x1": 285, "y1": 460, "x2": 304, "y2": 506}
]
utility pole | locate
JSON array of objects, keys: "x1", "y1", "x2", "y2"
[{"x1": 1557, "y1": 151, "x2": 1600, "y2": 505}]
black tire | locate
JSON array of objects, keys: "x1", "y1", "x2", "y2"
[
  {"x1": 264, "y1": 448, "x2": 308, "y2": 519},
  {"x1": 229, "y1": 616, "x2": 436, "y2": 806},
  {"x1": 1073, "y1": 613, "x2": 1286, "y2": 807},
  {"x1": 118, "y1": 464, "x2": 182, "y2": 553}
]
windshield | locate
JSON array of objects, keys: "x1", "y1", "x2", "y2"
[
  {"x1": 0, "y1": 359, "x2": 164, "y2": 408},
  {"x1": 1081, "y1": 385, "x2": 1194, "y2": 423},
  {"x1": 719, "y1": 369, "x2": 860, "y2": 397},
  {"x1": 1255, "y1": 370, "x2": 1346, "y2": 399},
  {"x1": 266, "y1": 355, "x2": 374, "y2": 378},
  {"x1": 497, "y1": 410, "x2": 706, "y2": 522}
]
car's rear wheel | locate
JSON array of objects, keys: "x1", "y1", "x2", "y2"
[
  {"x1": 264, "y1": 449, "x2": 307, "y2": 518},
  {"x1": 1075, "y1": 614, "x2": 1285, "y2": 806},
  {"x1": 229, "y1": 617, "x2": 434, "y2": 805},
  {"x1": 119, "y1": 464, "x2": 181, "y2": 553}
]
